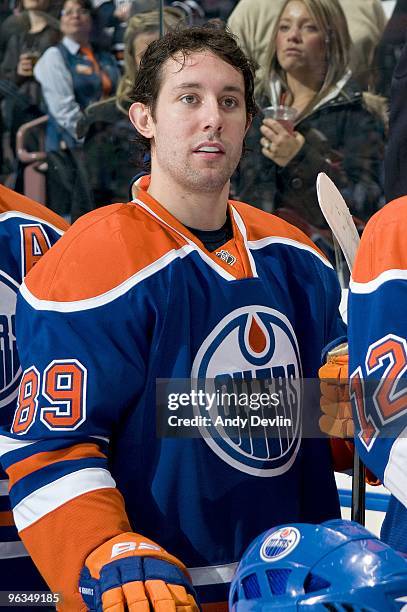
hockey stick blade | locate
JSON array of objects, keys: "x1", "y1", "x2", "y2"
[{"x1": 316, "y1": 172, "x2": 360, "y2": 269}]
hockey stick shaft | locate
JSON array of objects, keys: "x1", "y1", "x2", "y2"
[
  {"x1": 351, "y1": 451, "x2": 366, "y2": 524},
  {"x1": 316, "y1": 173, "x2": 366, "y2": 525}
]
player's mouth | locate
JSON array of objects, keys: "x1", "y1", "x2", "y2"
[{"x1": 193, "y1": 142, "x2": 225, "y2": 159}]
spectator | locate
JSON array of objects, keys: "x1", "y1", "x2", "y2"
[
  {"x1": 92, "y1": 0, "x2": 134, "y2": 67},
  {"x1": 33, "y1": 0, "x2": 120, "y2": 151},
  {"x1": 227, "y1": 0, "x2": 387, "y2": 92},
  {"x1": 0, "y1": 3, "x2": 29, "y2": 58},
  {"x1": 77, "y1": 7, "x2": 185, "y2": 208},
  {"x1": 384, "y1": 38, "x2": 407, "y2": 214},
  {"x1": 233, "y1": 0, "x2": 386, "y2": 258},
  {"x1": 0, "y1": 0, "x2": 60, "y2": 151},
  {"x1": 370, "y1": 0, "x2": 407, "y2": 98}
]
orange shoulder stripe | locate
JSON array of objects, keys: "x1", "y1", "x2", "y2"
[
  {"x1": 7, "y1": 443, "x2": 106, "y2": 488},
  {"x1": 0, "y1": 184, "x2": 69, "y2": 232},
  {"x1": 232, "y1": 201, "x2": 327, "y2": 259},
  {"x1": 25, "y1": 201, "x2": 187, "y2": 302},
  {"x1": 352, "y1": 196, "x2": 407, "y2": 283},
  {"x1": 20, "y1": 488, "x2": 131, "y2": 610}
]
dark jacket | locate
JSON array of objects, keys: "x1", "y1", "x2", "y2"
[
  {"x1": 76, "y1": 96, "x2": 144, "y2": 206},
  {"x1": 371, "y1": 0, "x2": 407, "y2": 98},
  {"x1": 385, "y1": 40, "x2": 407, "y2": 202},
  {"x1": 234, "y1": 78, "x2": 386, "y2": 229}
]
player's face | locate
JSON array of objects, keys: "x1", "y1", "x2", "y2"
[{"x1": 146, "y1": 51, "x2": 249, "y2": 193}]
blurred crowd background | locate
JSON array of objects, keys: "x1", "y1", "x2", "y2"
[{"x1": 0, "y1": 0, "x2": 405, "y2": 267}]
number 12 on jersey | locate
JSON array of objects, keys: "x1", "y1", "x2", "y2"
[{"x1": 350, "y1": 334, "x2": 407, "y2": 451}]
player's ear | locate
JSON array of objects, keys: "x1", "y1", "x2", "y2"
[
  {"x1": 244, "y1": 114, "x2": 252, "y2": 135},
  {"x1": 129, "y1": 102, "x2": 155, "y2": 139}
]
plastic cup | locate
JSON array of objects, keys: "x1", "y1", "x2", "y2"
[
  {"x1": 29, "y1": 50, "x2": 40, "y2": 67},
  {"x1": 262, "y1": 105, "x2": 297, "y2": 134}
]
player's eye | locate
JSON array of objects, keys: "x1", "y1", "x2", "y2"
[
  {"x1": 222, "y1": 97, "x2": 238, "y2": 109},
  {"x1": 180, "y1": 94, "x2": 198, "y2": 104},
  {"x1": 278, "y1": 23, "x2": 290, "y2": 32}
]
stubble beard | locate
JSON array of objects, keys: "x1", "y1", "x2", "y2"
[{"x1": 156, "y1": 146, "x2": 241, "y2": 194}]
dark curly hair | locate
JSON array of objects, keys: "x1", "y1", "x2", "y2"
[{"x1": 131, "y1": 24, "x2": 257, "y2": 153}]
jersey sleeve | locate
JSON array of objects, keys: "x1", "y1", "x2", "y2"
[
  {"x1": 0, "y1": 227, "x2": 150, "y2": 608},
  {"x1": 349, "y1": 199, "x2": 407, "y2": 508},
  {"x1": 0, "y1": 188, "x2": 70, "y2": 562}
]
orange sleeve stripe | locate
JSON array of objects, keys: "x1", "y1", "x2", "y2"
[
  {"x1": 352, "y1": 196, "x2": 407, "y2": 283},
  {"x1": 0, "y1": 183, "x2": 69, "y2": 231},
  {"x1": 0, "y1": 511, "x2": 15, "y2": 527},
  {"x1": 20, "y1": 488, "x2": 131, "y2": 611},
  {"x1": 7, "y1": 443, "x2": 106, "y2": 488}
]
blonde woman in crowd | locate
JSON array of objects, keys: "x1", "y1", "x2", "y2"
[
  {"x1": 233, "y1": 0, "x2": 386, "y2": 259},
  {"x1": 227, "y1": 0, "x2": 386, "y2": 92}
]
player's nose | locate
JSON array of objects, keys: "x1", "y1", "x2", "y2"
[{"x1": 201, "y1": 97, "x2": 223, "y2": 133}]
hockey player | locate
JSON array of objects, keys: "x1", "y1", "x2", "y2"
[
  {"x1": 0, "y1": 26, "x2": 347, "y2": 610},
  {"x1": 319, "y1": 42, "x2": 407, "y2": 555},
  {"x1": 229, "y1": 519, "x2": 407, "y2": 610},
  {"x1": 0, "y1": 184, "x2": 68, "y2": 592}
]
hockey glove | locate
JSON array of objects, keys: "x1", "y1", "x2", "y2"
[
  {"x1": 79, "y1": 532, "x2": 200, "y2": 611},
  {"x1": 319, "y1": 343, "x2": 354, "y2": 438}
]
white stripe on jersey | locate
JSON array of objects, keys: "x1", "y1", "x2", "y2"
[
  {"x1": 13, "y1": 468, "x2": 116, "y2": 532},
  {"x1": 231, "y1": 207, "x2": 258, "y2": 278},
  {"x1": 0, "y1": 435, "x2": 38, "y2": 458},
  {"x1": 0, "y1": 540, "x2": 29, "y2": 559},
  {"x1": 0, "y1": 211, "x2": 64, "y2": 236},
  {"x1": 384, "y1": 429, "x2": 407, "y2": 508},
  {"x1": 350, "y1": 269, "x2": 407, "y2": 294},
  {"x1": 248, "y1": 236, "x2": 333, "y2": 269},
  {"x1": 19, "y1": 244, "x2": 195, "y2": 313}
]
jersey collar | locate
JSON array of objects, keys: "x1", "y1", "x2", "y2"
[{"x1": 131, "y1": 176, "x2": 257, "y2": 281}]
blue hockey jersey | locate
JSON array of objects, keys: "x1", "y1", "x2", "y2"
[
  {"x1": 0, "y1": 184, "x2": 68, "y2": 589},
  {"x1": 349, "y1": 195, "x2": 407, "y2": 553},
  {"x1": 0, "y1": 181, "x2": 345, "y2": 609}
]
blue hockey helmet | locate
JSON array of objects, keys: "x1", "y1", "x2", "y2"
[{"x1": 229, "y1": 519, "x2": 407, "y2": 611}]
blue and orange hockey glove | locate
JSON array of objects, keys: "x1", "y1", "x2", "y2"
[
  {"x1": 319, "y1": 343, "x2": 354, "y2": 439},
  {"x1": 319, "y1": 344, "x2": 381, "y2": 484},
  {"x1": 79, "y1": 532, "x2": 200, "y2": 611}
]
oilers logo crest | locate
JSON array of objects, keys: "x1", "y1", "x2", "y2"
[
  {"x1": 0, "y1": 271, "x2": 20, "y2": 410},
  {"x1": 260, "y1": 526, "x2": 301, "y2": 561},
  {"x1": 191, "y1": 305, "x2": 302, "y2": 476}
]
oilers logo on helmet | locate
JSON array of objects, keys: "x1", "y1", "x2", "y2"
[
  {"x1": 191, "y1": 305, "x2": 302, "y2": 476},
  {"x1": 260, "y1": 527, "x2": 301, "y2": 561},
  {"x1": 0, "y1": 271, "x2": 20, "y2": 410}
]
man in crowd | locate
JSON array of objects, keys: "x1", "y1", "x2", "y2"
[{"x1": 0, "y1": 26, "x2": 346, "y2": 610}]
